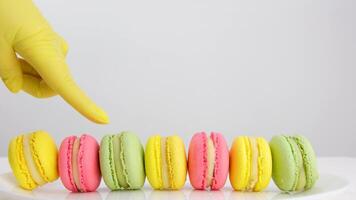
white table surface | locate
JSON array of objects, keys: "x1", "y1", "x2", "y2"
[{"x1": 0, "y1": 157, "x2": 355, "y2": 200}]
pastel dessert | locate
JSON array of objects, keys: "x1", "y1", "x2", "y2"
[
  {"x1": 229, "y1": 136, "x2": 272, "y2": 191},
  {"x1": 8, "y1": 131, "x2": 58, "y2": 190},
  {"x1": 58, "y1": 134, "x2": 101, "y2": 192},
  {"x1": 269, "y1": 135, "x2": 318, "y2": 192},
  {"x1": 100, "y1": 131, "x2": 145, "y2": 190},
  {"x1": 188, "y1": 132, "x2": 229, "y2": 190},
  {"x1": 145, "y1": 135, "x2": 187, "y2": 190}
]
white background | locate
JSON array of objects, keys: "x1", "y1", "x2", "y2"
[{"x1": 0, "y1": 0, "x2": 355, "y2": 156}]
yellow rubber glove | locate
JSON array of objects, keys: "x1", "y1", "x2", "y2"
[{"x1": 0, "y1": 0, "x2": 109, "y2": 124}]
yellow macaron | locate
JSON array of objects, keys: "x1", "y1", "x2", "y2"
[
  {"x1": 8, "y1": 131, "x2": 59, "y2": 190},
  {"x1": 229, "y1": 136, "x2": 272, "y2": 191},
  {"x1": 145, "y1": 135, "x2": 187, "y2": 190}
]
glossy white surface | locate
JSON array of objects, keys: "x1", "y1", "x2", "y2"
[{"x1": 0, "y1": 157, "x2": 355, "y2": 200}]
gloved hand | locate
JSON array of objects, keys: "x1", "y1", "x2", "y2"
[{"x1": 0, "y1": 0, "x2": 109, "y2": 124}]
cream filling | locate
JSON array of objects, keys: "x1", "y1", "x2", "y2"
[
  {"x1": 294, "y1": 139, "x2": 307, "y2": 190},
  {"x1": 113, "y1": 134, "x2": 129, "y2": 188},
  {"x1": 206, "y1": 137, "x2": 216, "y2": 187},
  {"x1": 161, "y1": 137, "x2": 170, "y2": 188},
  {"x1": 72, "y1": 137, "x2": 82, "y2": 191},
  {"x1": 247, "y1": 137, "x2": 259, "y2": 191},
  {"x1": 295, "y1": 162, "x2": 306, "y2": 190},
  {"x1": 23, "y1": 134, "x2": 46, "y2": 185}
]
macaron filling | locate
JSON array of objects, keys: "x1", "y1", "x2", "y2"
[
  {"x1": 160, "y1": 137, "x2": 171, "y2": 188},
  {"x1": 71, "y1": 137, "x2": 83, "y2": 192},
  {"x1": 247, "y1": 137, "x2": 258, "y2": 191},
  {"x1": 254, "y1": 137, "x2": 272, "y2": 192},
  {"x1": 292, "y1": 137, "x2": 307, "y2": 191},
  {"x1": 295, "y1": 161, "x2": 306, "y2": 190},
  {"x1": 113, "y1": 134, "x2": 130, "y2": 188},
  {"x1": 205, "y1": 137, "x2": 216, "y2": 188},
  {"x1": 22, "y1": 134, "x2": 46, "y2": 185},
  {"x1": 285, "y1": 136, "x2": 307, "y2": 191},
  {"x1": 294, "y1": 135, "x2": 317, "y2": 190}
]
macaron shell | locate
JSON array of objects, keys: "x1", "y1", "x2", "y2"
[
  {"x1": 8, "y1": 135, "x2": 37, "y2": 190},
  {"x1": 119, "y1": 132, "x2": 145, "y2": 189},
  {"x1": 270, "y1": 135, "x2": 299, "y2": 191},
  {"x1": 29, "y1": 131, "x2": 58, "y2": 182},
  {"x1": 59, "y1": 136, "x2": 78, "y2": 192},
  {"x1": 188, "y1": 132, "x2": 208, "y2": 189},
  {"x1": 99, "y1": 135, "x2": 119, "y2": 190},
  {"x1": 294, "y1": 135, "x2": 319, "y2": 190},
  {"x1": 253, "y1": 137, "x2": 272, "y2": 191},
  {"x1": 166, "y1": 135, "x2": 187, "y2": 189},
  {"x1": 77, "y1": 134, "x2": 101, "y2": 192},
  {"x1": 210, "y1": 132, "x2": 229, "y2": 190},
  {"x1": 145, "y1": 135, "x2": 163, "y2": 189},
  {"x1": 229, "y1": 136, "x2": 251, "y2": 191}
]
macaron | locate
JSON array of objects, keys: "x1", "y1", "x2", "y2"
[
  {"x1": 145, "y1": 135, "x2": 187, "y2": 190},
  {"x1": 229, "y1": 136, "x2": 272, "y2": 192},
  {"x1": 8, "y1": 131, "x2": 58, "y2": 190},
  {"x1": 269, "y1": 135, "x2": 318, "y2": 192},
  {"x1": 58, "y1": 134, "x2": 101, "y2": 192},
  {"x1": 99, "y1": 131, "x2": 145, "y2": 190},
  {"x1": 188, "y1": 132, "x2": 229, "y2": 190}
]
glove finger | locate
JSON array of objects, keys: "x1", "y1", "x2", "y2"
[
  {"x1": 56, "y1": 34, "x2": 68, "y2": 56},
  {"x1": 19, "y1": 59, "x2": 40, "y2": 78},
  {"x1": 18, "y1": 34, "x2": 68, "y2": 77},
  {"x1": 22, "y1": 74, "x2": 57, "y2": 98},
  {"x1": 14, "y1": 29, "x2": 109, "y2": 124},
  {"x1": 0, "y1": 41, "x2": 23, "y2": 93},
  {"x1": 20, "y1": 58, "x2": 57, "y2": 97}
]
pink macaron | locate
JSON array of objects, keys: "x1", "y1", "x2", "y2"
[
  {"x1": 188, "y1": 132, "x2": 229, "y2": 190},
  {"x1": 58, "y1": 134, "x2": 101, "y2": 192}
]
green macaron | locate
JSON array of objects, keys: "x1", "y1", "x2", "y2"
[
  {"x1": 99, "y1": 131, "x2": 145, "y2": 190},
  {"x1": 269, "y1": 135, "x2": 318, "y2": 192}
]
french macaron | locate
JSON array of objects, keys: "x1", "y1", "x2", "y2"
[
  {"x1": 58, "y1": 134, "x2": 101, "y2": 192},
  {"x1": 270, "y1": 135, "x2": 318, "y2": 192},
  {"x1": 99, "y1": 131, "x2": 145, "y2": 190},
  {"x1": 229, "y1": 136, "x2": 272, "y2": 192},
  {"x1": 145, "y1": 135, "x2": 187, "y2": 190},
  {"x1": 188, "y1": 132, "x2": 229, "y2": 190},
  {"x1": 8, "y1": 131, "x2": 58, "y2": 190}
]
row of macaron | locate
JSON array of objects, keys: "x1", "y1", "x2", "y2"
[{"x1": 8, "y1": 131, "x2": 318, "y2": 193}]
